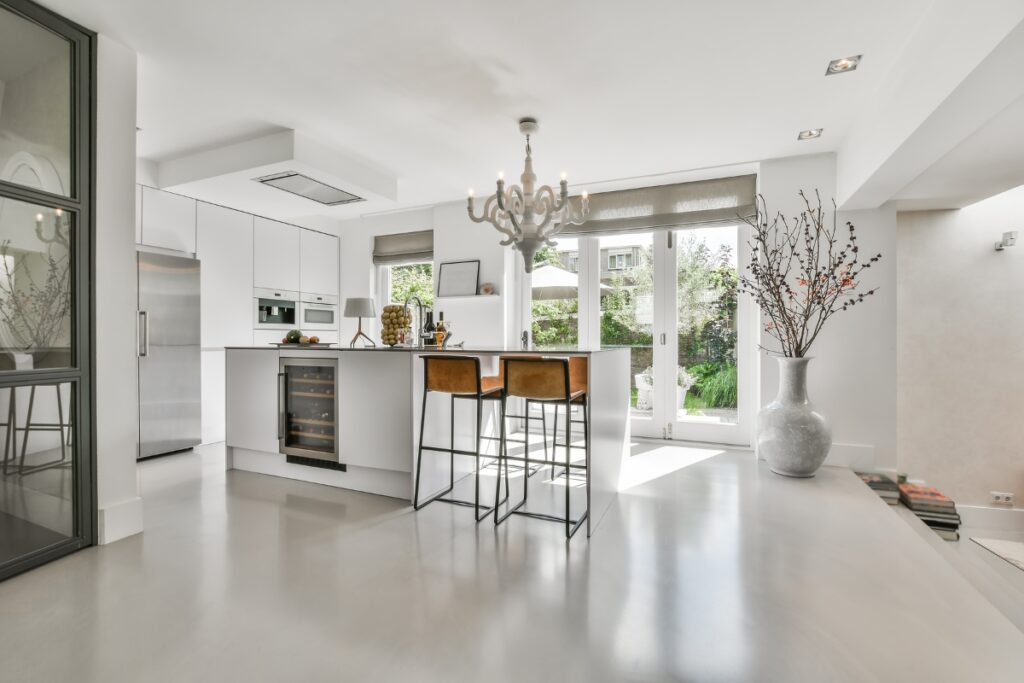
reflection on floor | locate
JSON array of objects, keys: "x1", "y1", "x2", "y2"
[
  {"x1": 0, "y1": 447, "x2": 73, "y2": 563},
  {"x1": 2, "y1": 442, "x2": 1023, "y2": 681},
  {"x1": 0, "y1": 510, "x2": 67, "y2": 565}
]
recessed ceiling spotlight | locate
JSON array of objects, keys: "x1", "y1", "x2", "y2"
[
  {"x1": 797, "y1": 129, "x2": 823, "y2": 141},
  {"x1": 826, "y1": 55, "x2": 861, "y2": 75}
]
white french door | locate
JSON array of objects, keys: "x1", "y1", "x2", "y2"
[
  {"x1": 659, "y1": 226, "x2": 753, "y2": 445},
  {"x1": 594, "y1": 226, "x2": 753, "y2": 445},
  {"x1": 529, "y1": 226, "x2": 754, "y2": 446}
]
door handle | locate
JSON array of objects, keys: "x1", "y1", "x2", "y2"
[
  {"x1": 277, "y1": 372, "x2": 286, "y2": 440},
  {"x1": 138, "y1": 311, "x2": 149, "y2": 357},
  {"x1": 660, "y1": 333, "x2": 666, "y2": 345}
]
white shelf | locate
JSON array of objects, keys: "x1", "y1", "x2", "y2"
[{"x1": 434, "y1": 294, "x2": 501, "y2": 301}]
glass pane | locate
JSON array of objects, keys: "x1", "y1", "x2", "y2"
[
  {"x1": 675, "y1": 227, "x2": 739, "y2": 424},
  {"x1": 305, "y1": 308, "x2": 334, "y2": 324},
  {"x1": 0, "y1": 380, "x2": 76, "y2": 564},
  {"x1": 598, "y1": 233, "x2": 653, "y2": 417},
  {"x1": 0, "y1": 197, "x2": 72, "y2": 368},
  {"x1": 389, "y1": 261, "x2": 433, "y2": 308},
  {"x1": 532, "y1": 237, "x2": 578, "y2": 350},
  {"x1": 0, "y1": 7, "x2": 72, "y2": 197},
  {"x1": 285, "y1": 364, "x2": 336, "y2": 455}
]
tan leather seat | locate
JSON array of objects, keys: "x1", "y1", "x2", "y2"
[{"x1": 415, "y1": 355, "x2": 506, "y2": 521}]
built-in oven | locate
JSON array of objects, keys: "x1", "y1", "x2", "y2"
[
  {"x1": 299, "y1": 293, "x2": 339, "y2": 330},
  {"x1": 254, "y1": 287, "x2": 298, "y2": 329},
  {"x1": 278, "y1": 357, "x2": 338, "y2": 462}
]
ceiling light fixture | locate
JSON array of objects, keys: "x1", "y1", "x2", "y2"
[
  {"x1": 797, "y1": 129, "x2": 823, "y2": 141},
  {"x1": 826, "y1": 55, "x2": 862, "y2": 75},
  {"x1": 255, "y1": 171, "x2": 364, "y2": 206},
  {"x1": 467, "y1": 117, "x2": 589, "y2": 273}
]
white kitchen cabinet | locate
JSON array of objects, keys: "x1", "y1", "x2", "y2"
[
  {"x1": 197, "y1": 202, "x2": 254, "y2": 348},
  {"x1": 141, "y1": 186, "x2": 196, "y2": 253},
  {"x1": 225, "y1": 350, "x2": 280, "y2": 454},
  {"x1": 300, "y1": 230, "x2": 339, "y2": 296},
  {"x1": 253, "y1": 329, "x2": 290, "y2": 346},
  {"x1": 253, "y1": 217, "x2": 301, "y2": 291}
]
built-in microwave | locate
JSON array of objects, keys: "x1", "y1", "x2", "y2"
[
  {"x1": 254, "y1": 287, "x2": 298, "y2": 329},
  {"x1": 299, "y1": 293, "x2": 339, "y2": 330}
]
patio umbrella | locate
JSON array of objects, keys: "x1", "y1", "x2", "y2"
[{"x1": 531, "y1": 264, "x2": 611, "y2": 300}]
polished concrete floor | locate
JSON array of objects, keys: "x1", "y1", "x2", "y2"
[{"x1": 2, "y1": 442, "x2": 1024, "y2": 681}]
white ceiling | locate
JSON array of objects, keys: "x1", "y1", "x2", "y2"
[{"x1": 40, "y1": 0, "x2": 941, "y2": 219}]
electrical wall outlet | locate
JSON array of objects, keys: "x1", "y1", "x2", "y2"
[{"x1": 990, "y1": 491, "x2": 1015, "y2": 506}]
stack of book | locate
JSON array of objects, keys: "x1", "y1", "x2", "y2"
[
  {"x1": 898, "y1": 483, "x2": 961, "y2": 541},
  {"x1": 855, "y1": 472, "x2": 900, "y2": 505}
]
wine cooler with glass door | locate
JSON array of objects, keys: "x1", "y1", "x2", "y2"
[{"x1": 278, "y1": 357, "x2": 339, "y2": 464}]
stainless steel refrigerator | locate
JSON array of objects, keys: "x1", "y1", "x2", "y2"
[{"x1": 137, "y1": 252, "x2": 201, "y2": 459}]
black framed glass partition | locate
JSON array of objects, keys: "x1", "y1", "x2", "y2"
[{"x1": 0, "y1": 0, "x2": 95, "y2": 580}]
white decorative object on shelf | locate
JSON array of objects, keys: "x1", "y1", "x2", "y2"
[{"x1": 467, "y1": 117, "x2": 588, "y2": 273}]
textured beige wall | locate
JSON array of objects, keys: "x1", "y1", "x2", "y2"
[{"x1": 897, "y1": 186, "x2": 1024, "y2": 506}]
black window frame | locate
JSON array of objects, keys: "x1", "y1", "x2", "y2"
[{"x1": 0, "y1": 0, "x2": 96, "y2": 581}]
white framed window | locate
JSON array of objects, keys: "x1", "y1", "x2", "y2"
[
  {"x1": 607, "y1": 251, "x2": 634, "y2": 270},
  {"x1": 376, "y1": 260, "x2": 434, "y2": 311}
]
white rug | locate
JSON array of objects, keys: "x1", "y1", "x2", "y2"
[{"x1": 972, "y1": 537, "x2": 1024, "y2": 572}]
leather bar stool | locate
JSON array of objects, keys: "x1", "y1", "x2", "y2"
[
  {"x1": 551, "y1": 356, "x2": 588, "y2": 479},
  {"x1": 414, "y1": 355, "x2": 506, "y2": 521},
  {"x1": 483, "y1": 358, "x2": 552, "y2": 470},
  {"x1": 493, "y1": 357, "x2": 590, "y2": 539}
]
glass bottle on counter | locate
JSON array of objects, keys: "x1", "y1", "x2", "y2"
[
  {"x1": 435, "y1": 312, "x2": 446, "y2": 347},
  {"x1": 423, "y1": 311, "x2": 435, "y2": 347}
]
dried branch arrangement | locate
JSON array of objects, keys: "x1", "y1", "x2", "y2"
[
  {"x1": 0, "y1": 241, "x2": 71, "y2": 350},
  {"x1": 739, "y1": 191, "x2": 881, "y2": 357}
]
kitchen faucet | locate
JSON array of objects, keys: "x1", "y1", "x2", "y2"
[{"x1": 404, "y1": 295, "x2": 428, "y2": 348}]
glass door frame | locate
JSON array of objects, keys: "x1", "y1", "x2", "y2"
[
  {"x1": 572, "y1": 226, "x2": 755, "y2": 445},
  {"x1": 659, "y1": 226, "x2": 756, "y2": 446},
  {"x1": 0, "y1": 0, "x2": 96, "y2": 581}
]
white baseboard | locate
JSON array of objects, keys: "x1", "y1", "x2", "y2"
[
  {"x1": 958, "y1": 504, "x2": 1024, "y2": 531},
  {"x1": 98, "y1": 496, "x2": 144, "y2": 545}
]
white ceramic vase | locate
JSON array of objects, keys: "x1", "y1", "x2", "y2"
[{"x1": 757, "y1": 356, "x2": 832, "y2": 477}]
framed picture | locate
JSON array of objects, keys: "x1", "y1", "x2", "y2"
[{"x1": 436, "y1": 259, "x2": 480, "y2": 297}]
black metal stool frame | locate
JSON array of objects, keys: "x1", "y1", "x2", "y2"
[
  {"x1": 551, "y1": 398, "x2": 588, "y2": 479},
  {"x1": 493, "y1": 357, "x2": 590, "y2": 539},
  {"x1": 413, "y1": 355, "x2": 508, "y2": 522},
  {"x1": 1, "y1": 383, "x2": 72, "y2": 477}
]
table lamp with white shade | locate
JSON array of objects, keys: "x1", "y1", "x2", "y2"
[{"x1": 344, "y1": 297, "x2": 376, "y2": 348}]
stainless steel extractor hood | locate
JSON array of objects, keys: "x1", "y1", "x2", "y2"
[{"x1": 255, "y1": 171, "x2": 365, "y2": 206}]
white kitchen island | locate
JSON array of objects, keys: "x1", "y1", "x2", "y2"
[{"x1": 224, "y1": 346, "x2": 631, "y2": 537}]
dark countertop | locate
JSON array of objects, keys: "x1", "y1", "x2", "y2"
[{"x1": 224, "y1": 345, "x2": 621, "y2": 355}]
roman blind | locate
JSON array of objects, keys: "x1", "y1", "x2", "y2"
[
  {"x1": 562, "y1": 174, "x2": 756, "y2": 236},
  {"x1": 372, "y1": 229, "x2": 434, "y2": 265}
]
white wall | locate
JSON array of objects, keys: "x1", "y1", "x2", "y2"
[
  {"x1": 95, "y1": 35, "x2": 142, "y2": 544},
  {"x1": 338, "y1": 202, "x2": 509, "y2": 348},
  {"x1": 897, "y1": 185, "x2": 1024, "y2": 506},
  {"x1": 758, "y1": 154, "x2": 898, "y2": 471}
]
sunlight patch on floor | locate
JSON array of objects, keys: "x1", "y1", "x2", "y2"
[{"x1": 619, "y1": 441, "x2": 725, "y2": 491}]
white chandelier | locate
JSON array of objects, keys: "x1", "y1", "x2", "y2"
[{"x1": 467, "y1": 117, "x2": 588, "y2": 273}]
